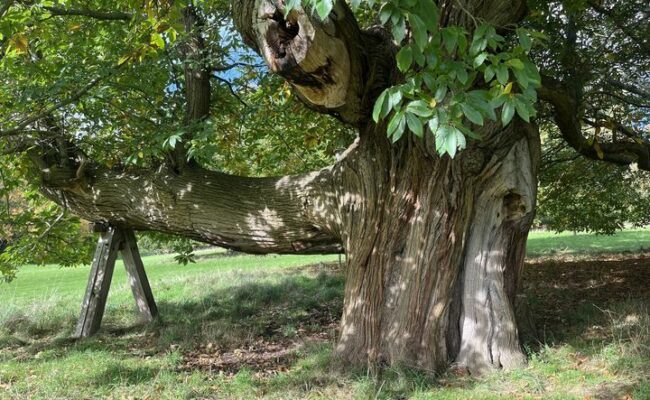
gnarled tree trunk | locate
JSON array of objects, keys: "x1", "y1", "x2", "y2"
[
  {"x1": 329, "y1": 122, "x2": 539, "y2": 374},
  {"x1": 37, "y1": 0, "x2": 538, "y2": 375}
]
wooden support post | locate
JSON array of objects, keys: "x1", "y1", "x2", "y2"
[
  {"x1": 75, "y1": 226, "x2": 158, "y2": 338},
  {"x1": 75, "y1": 227, "x2": 122, "y2": 338},
  {"x1": 121, "y1": 229, "x2": 158, "y2": 322}
]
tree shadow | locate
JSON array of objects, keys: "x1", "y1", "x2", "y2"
[
  {"x1": 2, "y1": 257, "x2": 648, "y2": 398},
  {"x1": 520, "y1": 255, "x2": 650, "y2": 345},
  {"x1": 90, "y1": 363, "x2": 160, "y2": 387}
]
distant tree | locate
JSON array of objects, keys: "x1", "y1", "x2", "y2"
[{"x1": 0, "y1": 0, "x2": 648, "y2": 374}]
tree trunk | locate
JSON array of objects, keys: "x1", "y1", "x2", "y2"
[{"x1": 333, "y1": 122, "x2": 540, "y2": 374}]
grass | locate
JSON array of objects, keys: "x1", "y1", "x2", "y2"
[
  {"x1": 526, "y1": 228, "x2": 650, "y2": 257},
  {"x1": 0, "y1": 230, "x2": 648, "y2": 399}
]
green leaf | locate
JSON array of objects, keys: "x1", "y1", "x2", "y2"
[
  {"x1": 387, "y1": 111, "x2": 406, "y2": 141},
  {"x1": 445, "y1": 126, "x2": 458, "y2": 158},
  {"x1": 413, "y1": 49, "x2": 426, "y2": 67},
  {"x1": 442, "y1": 28, "x2": 457, "y2": 54},
  {"x1": 150, "y1": 33, "x2": 165, "y2": 49},
  {"x1": 428, "y1": 114, "x2": 440, "y2": 136},
  {"x1": 469, "y1": 37, "x2": 488, "y2": 56},
  {"x1": 393, "y1": 17, "x2": 407, "y2": 42},
  {"x1": 396, "y1": 45, "x2": 413, "y2": 72},
  {"x1": 484, "y1": 65, "x2": 495, "y2": 82},
  {"x1": 514, "y1": 96, "x2": 531, "y2": 122},
  {"x1": 490, "y1": 94, "x2": 507, "y2": 108},
  {"x1": 406, "y1": 112, "x2": 424, "y2": 137},
  {"x1": 422, "y1": 72, "x2": 436, "y2": 91},
  {"x1": 473, "y1": 52, "x2": 488, "y2": 68},
  {"x1": 379, "y1": 3, "x2": 393, "y2": 24},
  {"x1": 406, "y1": 100, "x2": 433, "y2": 117},
  {"x1": 501, "y1": 98, "x2": 515, "y2": 126},
  {"x1": 513, "y1": 68, "x2": 529, "y2": 89},
  {"x1": 434, "y1": 85, "x2": 448, "y2": 102},
  {"x1": 415, "y1": 0, "x2": 438, "y2": 31},
  {"x1": 409, "y1": 13, "x2": 428, "y2": 51},
  {"x1": 524, "y1": 60, "x2": 541, "y2": 87},
  {"x1": 456, "y1": 66, "x2": 468, "y2": 85},
  {"x1": 506, "y1": 58, "x2": 525, "y2": 70},
  {"x1": 435, "y1": 124, "x2": 448, "y2": 153},
  {"x1": 454, "y1": 127, "x2": 467, "y2": 150},
  {"x1": 372, "y1": 90, "x2": 388, "y2": 122},
  {"x1": 517, "y1": 28, "x2": 532, "y2": 51},
  {"x1": 461, "y1": 103, "x2": 484, "y2": 126},
  {"x1": 314, "y1": 0, "x2": 333, "y2": 19},
  {"x1": 496, "y1": 64, "x2": 509, "y2": 85},
  {"x1": 387, "y1": 88, "x2": 403, "y2": 110}
]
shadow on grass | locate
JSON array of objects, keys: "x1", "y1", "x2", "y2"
[
  {"x1": 1, "y1": 266, "x2": 343, "y2": 357},
  {"x1": 151, "y1": 269, "x2": 344, "y2": 349},
  {"x1": 91, "y1": 363, "x2": 160, "y2": 387},
  {"x1": 1, "y1": 258, "x2": 649, "y2": 399}
]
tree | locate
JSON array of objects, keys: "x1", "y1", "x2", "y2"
[{"x1": 0, "y1": 0, "x2": 648, "y2": 374}]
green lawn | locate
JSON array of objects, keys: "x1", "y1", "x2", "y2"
[
  {"x1": 527, "y1": 228, "x2": 650, "y2": 257},
  {"x1": 0, "y1": 230, "x2": 648, "y2": 399},
  {"x1": 1, "y1": 250, "x2": 339, "y2": 307}
]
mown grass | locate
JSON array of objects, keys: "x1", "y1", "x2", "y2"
[
  {"x1": 0, "y1": 231, "x2": 648, "y2": 399},
  {"x1": 526, "y1": 228, "x2": 650, "y2": 257}
]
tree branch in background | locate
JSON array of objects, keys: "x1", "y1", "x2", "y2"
[
  {"x1": 539, "y1": 75, "x2": 650, "y2": 171},
  {"x1": 169, "y1": 5, "x2": 212, "y2": 169},
  {"x1": 587, "y1": 1, "x2": 650, "y2": 53},
  {"x1": 605, "y1": 79, "x2": 650, "y2": 100},
  {"x1": 42, "y1": 6, "x2": 132, "y2": 21},
  {"x1": 0, "y1": 74, "x2": 106, "y2": 138},
  {"x1": 212, "y1": 76, "x2": 248, "y2": 107}
]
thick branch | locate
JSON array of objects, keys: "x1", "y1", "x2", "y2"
[
  {"x1": 40, "y1": 164, "x2": 342, "y2": 254},
  {"x1": 605, "y1": 79, "x2": 650, "y2": 100},
  {"x1": 170, "y1": 6, "x2": 212, "y2": 168},
  {"x1": 182, "y1": 6, "x2": 211, "y2": 123},
  {"x1": 232, "y1": 0, "x2": 395, "y2": 125},
  {"x1": 539, "y1": 75, "x2": 650, "y2": 170}
]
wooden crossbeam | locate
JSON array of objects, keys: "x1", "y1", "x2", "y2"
[{"x1": 74, "y1": 226, "x2": 157, "y2": 338}]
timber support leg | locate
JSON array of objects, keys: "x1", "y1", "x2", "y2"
[
  {"x1": 74, "y1": 225, "x2": 158, "y2": 338},
  {"x1": 121, "y1": 229, "x2": 158, "y2": 322}
]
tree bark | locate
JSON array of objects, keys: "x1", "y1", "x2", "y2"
[
  {"x1": 41, "y1": 164, "x2": 342, "y2": 254},
  {"x1": 331, "y1": 122, "x2": 539, "y2": 374}
]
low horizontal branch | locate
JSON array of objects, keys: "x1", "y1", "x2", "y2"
[{"x1": 40, "y1": 163, "x2": 343, "y2": 255}]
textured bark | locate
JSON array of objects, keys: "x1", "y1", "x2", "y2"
[
  {"x1": 42, "y1": 165, "x2": 342, "y2": 254},
  {"x1": 331, "y1": 123, "x2": 539, "y2": 374}
]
